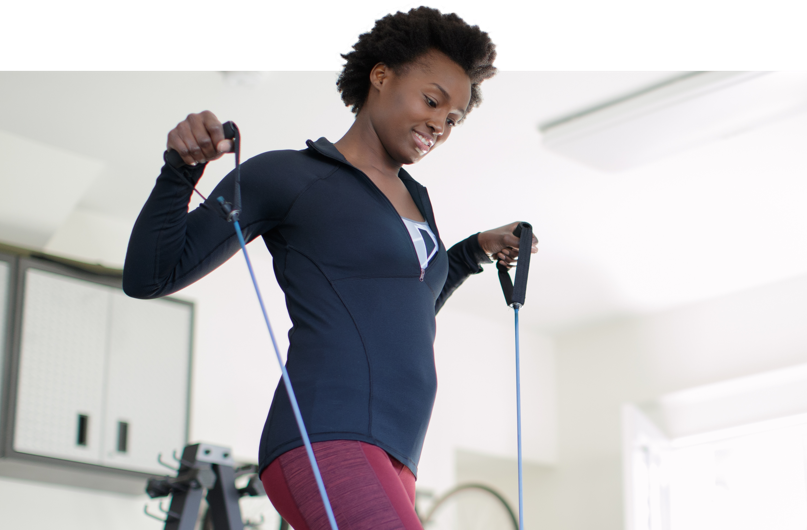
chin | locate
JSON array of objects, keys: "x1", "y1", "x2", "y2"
[{"x1": 393, "y1": 147, "x2": 422, "y2": 166}]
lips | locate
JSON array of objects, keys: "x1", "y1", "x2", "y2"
[{"x1": 412, "y1": 130, "x2": 433, "y2": 156}]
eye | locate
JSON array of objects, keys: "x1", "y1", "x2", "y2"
[
  {"x1": 425, "y1": 96, "x2": 437, "y2": 108},
  {"x1": 446, "y1": 118, "x2": 456, "y2": 128}
]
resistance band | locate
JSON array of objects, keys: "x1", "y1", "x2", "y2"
[
  {"x1": 167, "y1": 122, "x2": 340, "y2": 530},
  {"x1": 497, "y1": 222, "x2": 534, "y2": 530}
]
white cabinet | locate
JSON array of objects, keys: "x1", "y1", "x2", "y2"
[
  {"x1": 100, "y1": 291, "x2": 191, "y2": 473},
  {"x1": 10, "y1": 261, "x2": 192, "y2": 477},
  {"x1": 0, "y1": 259, "x2": 8, "y2": 346},
  {"x1": 14, "y1": 269, "x2": 109, "y2": 465},
  {"x1": 0, "y1": 257, "x2": 9, "y2": 420}
]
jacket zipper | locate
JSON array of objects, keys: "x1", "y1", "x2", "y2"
[
  {"x1": 349, "y1": 167, "x2": 428, "y2": 281},
  {"x1": 306, "y1": 141, "x2": 429, "y2": 281}
]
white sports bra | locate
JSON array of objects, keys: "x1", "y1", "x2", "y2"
[{"x1": 401, "y1": 217, "x2": 438, "y2": 270}]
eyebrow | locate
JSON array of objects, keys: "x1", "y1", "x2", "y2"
[{"x1": 430, "y1": 83, "x2": 467, "y2": 118}]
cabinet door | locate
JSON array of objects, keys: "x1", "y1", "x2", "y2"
[
  {"x1": 14, "y1": 269, "x2": 110, "y2": 464},
  {"x1": 0, "y1": 260, "x2": 9, "y2": 413},
  {"x1": 100, "y1": 292, "x2": 191, "y2": 473}
]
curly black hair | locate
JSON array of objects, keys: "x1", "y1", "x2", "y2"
[{"x1": 336, "y1": 7, "x2": 497, "y2": 120}]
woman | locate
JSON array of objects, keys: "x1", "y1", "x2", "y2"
[{"x1": 123, "y1": 7, "x2": 537, "y2": 529}]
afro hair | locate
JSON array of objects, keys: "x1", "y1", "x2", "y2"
[{"x1": 336, "y1": 7, "x2": 497, "y2": 120}]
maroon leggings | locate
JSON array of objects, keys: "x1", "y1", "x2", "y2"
[{"x1": 260, "y1": 440, "x2": 423, "y2": 530}]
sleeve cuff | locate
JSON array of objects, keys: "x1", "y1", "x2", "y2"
[{"x1": 162, "y1": 150, "x2": 208, "y2": 187}]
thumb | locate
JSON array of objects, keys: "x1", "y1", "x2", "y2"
[{"x1": 217, "y1": 139, "x2": 234, "y2": 154}]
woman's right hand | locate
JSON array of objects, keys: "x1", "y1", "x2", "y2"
[{"x1": 167, "y1": 110, "x2": 234, "y2": 166}]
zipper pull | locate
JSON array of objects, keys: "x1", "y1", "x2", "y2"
[{"x1": 419, "y1": 268, "x2": 425, "y2": 281}]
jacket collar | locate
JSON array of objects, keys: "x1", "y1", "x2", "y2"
[
  {"x1": 306, "y1": 137, "x2": 419, "y2": 186},
  {"x1": 306, "y1": 137, "x2": 350, "y2": 166},
  {"x1": 305, "y1": 137, "x2": 438, "y2": 237}
]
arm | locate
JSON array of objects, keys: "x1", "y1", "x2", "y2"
[
  {"x1": 123, "y1": 150, "x2": 296, "y2": 299},
  {"x1": 434, "y1": 222, "x2": 539, "y2": 313},
  {"x1": 123, "y1": 158, "x2": 226, "y2": 298}
]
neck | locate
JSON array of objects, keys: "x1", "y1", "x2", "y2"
[{"x1": 334, "y1": 113, "x2": 401, "y2": 179}]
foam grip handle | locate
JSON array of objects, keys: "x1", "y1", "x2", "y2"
[
  {"x1": 497, "y1": 222, "x2": 534, "y2": 307},
  {"x1": 165, "y1": 121, "x2": 237, "y2": 169}
]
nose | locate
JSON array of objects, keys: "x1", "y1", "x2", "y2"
[{"x1": 427, "y1": 118, "x2": 444, "y2": 138}]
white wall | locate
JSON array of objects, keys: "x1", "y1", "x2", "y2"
[
  {"x1": 425, "y1": 303, "x2": 557, "y2": 494},
  {"x1": 552, "y1": 272, "x2": 807, "y2": 530}
]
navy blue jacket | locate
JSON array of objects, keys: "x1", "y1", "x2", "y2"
[{"x1": 123, "y1": 138, "x2": 489, "y2": 476}]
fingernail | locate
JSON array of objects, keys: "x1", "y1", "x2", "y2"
[{"x1": 190, "y1": 161, "x2": 197, "y2": 166}]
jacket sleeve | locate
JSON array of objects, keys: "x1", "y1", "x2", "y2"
[
  {"x1": 434, "y1": 232, "x2": 491, "y2": 314},
  {"x1": 122, "y1": 150, "x2": 301, "y2": 299}
]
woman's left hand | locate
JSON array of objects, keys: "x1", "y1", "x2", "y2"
[{"x1": 477, "y1": 222, "x2": 538, "y2": 270}]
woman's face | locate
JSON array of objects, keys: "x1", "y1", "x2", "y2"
[{"x1": 367, "y1": 50, "x2": 472, "y2": 165}]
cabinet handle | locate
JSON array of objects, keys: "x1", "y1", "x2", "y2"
[
  {"x1": 76, "y1": 414, "x2": 89, "y2": 446},
  {"x1": 117, "y1": 421, "x2": 129, "y2": 453}
]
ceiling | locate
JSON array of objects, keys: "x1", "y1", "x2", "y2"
[{"x1": 1, "y1": 70, "x2": 806, "y2": 332}]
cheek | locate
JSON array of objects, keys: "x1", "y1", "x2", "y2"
[{"x1": 388, "y1": 91, "x2": 413, "y2": 121}]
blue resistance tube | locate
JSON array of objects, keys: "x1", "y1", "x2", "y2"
[
  {"x1": 167, "y1": 121, "x2": 339, "y2": 530},
  {"x1": 496, "y1": 222, "x2": 534, "y2": 530},
  {"x1": 514, "y1": 305, "x2": 524, "y2": 530},
  {"x1": 231, "y1": 218, "x2": 339, "y2": 530}
]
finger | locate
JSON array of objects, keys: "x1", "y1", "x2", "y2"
[
  {"x1": 188, "y1": 113, "x2": 218, "y2": 161},
  {"x1": 167, "y1": 127, "x2": 199, "y2": 166},
  {"x1": 497, "y1": 252, "x2": 514, "y2": 262},
  {"x1": 176, "y1": 119, "x2": 206, "y2": 165},
  {"x1": 201, "y1": 111, "x2": 232, "y2": 158},
  {"x1": 498, "y1": 248, "x2": 519, "y2": 262}
]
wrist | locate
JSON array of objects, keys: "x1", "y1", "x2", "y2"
[
  {"x1": 472, "y1": 232, "x2": 494, "y2": 264},
  {"x1": 476, "y1": 230, "x2": 491, "y2": 254}
]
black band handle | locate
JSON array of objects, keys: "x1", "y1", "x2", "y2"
[
  {"x1": 497, "y1": 222, "x2": 534, "y2": 308},
  {"x1": 165, "y1": 121, "x2": 238, "y2": 169}
]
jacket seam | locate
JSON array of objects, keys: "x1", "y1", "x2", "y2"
[
  {"x1": 277, "y1": 163, "x2": 341, "y2": 226},
  {"x1": 285, "y1": 244, "x2": 375, "y2": 435}
]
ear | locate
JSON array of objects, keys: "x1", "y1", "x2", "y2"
[{"x1": 369, "y1": 63, "x2": 389, "y2": 91}]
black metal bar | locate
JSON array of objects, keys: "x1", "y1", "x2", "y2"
[
  {"x1": 146, "y1": 443, "x2": 248, "y2": 530},
  {"x1": 206, "y1": 463, "x2": 245, "y2": 530}
]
